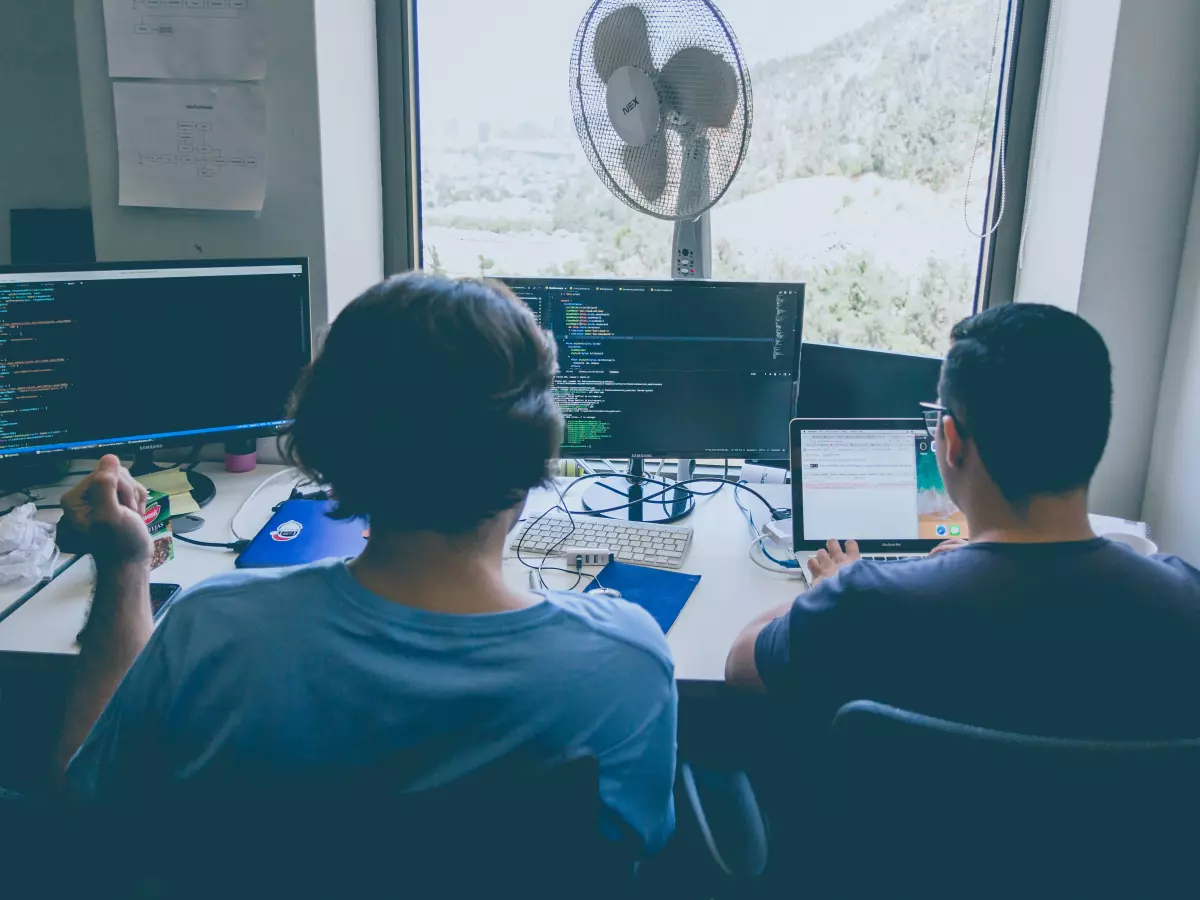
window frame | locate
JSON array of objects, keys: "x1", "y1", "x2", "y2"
[
  {"x1": 376, "y1": 0, "x2": 422, "y2": 274},
  {"x1": 978, "y1": 0, "x2": 1052, "y2": 310},
  {"x1": 378, "y1": 0, "x2": 1050, "y2": 317}
]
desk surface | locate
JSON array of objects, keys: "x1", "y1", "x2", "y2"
[{"x1": 0, "y1": 466, "x2": 801, "y2": 682}]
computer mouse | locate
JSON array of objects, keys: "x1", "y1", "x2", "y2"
[{"x1": 591, "y1": 587, "x2": 623, "y2": 600}]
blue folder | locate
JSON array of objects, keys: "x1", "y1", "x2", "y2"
[{"x1": 586, "y1": 561, "x2": 700, "y2": 634}]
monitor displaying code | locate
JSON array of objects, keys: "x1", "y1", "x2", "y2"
[
  {"x1": 0, "y1": 262, "x2": 310, "y2": 458},
  {"x1": 504, "y1": 278, "x2": 802, "y2": 458}
]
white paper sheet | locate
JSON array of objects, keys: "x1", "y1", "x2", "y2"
[
  {"x1": 113, "y1": 81, "x2": 267, "y2": 211},
  {"x1": 103, "y1": 0, "x2": 266, "y2": 81}
]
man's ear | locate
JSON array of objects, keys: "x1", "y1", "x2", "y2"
[{"x1": 943, "y1": 415, "x2": 968, "y2": 469}]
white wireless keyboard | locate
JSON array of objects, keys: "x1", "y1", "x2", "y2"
[{"x1": 510, "y1": 511, "x2": 693, "y2": 569}]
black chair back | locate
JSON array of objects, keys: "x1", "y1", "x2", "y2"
[
  {"x1": 80, "y1": 755, "x2": 630, "y2": 900},
  {"x1": 814, "y1": 701, "x2": 1200, "y2": 898}
]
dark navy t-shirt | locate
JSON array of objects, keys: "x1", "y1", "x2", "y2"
[{"x1": 755, "y1": 539, "x2": 1200, "y2": 740}]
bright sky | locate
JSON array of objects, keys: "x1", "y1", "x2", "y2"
[{"x1": 416, "y1": 0, "x2": 904, "y2": 129}]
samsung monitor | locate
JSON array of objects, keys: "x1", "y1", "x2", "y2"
[{"x1": 0, "y1": 258, "x2": 311, "y2": 462}]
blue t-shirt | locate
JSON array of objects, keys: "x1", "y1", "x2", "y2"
[
  {"x1": 67, "y1": 560, "x2": 678, "y2": 852},
  {"x1": 756, "y1": 539, "x2": 1200, "y2": 740}
]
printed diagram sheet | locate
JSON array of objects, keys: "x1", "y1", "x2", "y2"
[
  {"x1": 113, "y1": 82, "x2": 267, "y2": 211},
  {"x1": 103, "y1": 0, "x2": 266, "y2": 80}
]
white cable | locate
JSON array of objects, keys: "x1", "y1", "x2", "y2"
[
  {"x1": 537, "y1": 479, "x2": 578, "y2": 590},
  {"x1": 1018, "y1": 0, "x2": 1061, "y2": 270},
  {"x1": 963, "y1": 0, "x2": 1020, "y2": 240},
  {"x1": 746, "y1": 535, "x2": 807, "y2": 578},
  {"x1": 230, "y1": 467, "x2": 302, "y2": 542}
]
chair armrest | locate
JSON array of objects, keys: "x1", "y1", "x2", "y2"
[{"x1": 679, "y1": 762, "x2": 769, "y2": 881}]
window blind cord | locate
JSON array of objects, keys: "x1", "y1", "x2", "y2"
[{"x1": 963, "y1": 0, "x2": 1020, "y2": 240}]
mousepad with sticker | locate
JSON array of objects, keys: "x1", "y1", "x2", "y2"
[
  {"x1": 586, "y1": 561, "x2": 700, "y2": 634},
  {"x1": 236, "y1": 499, "x2": 369, "y2": 568}
]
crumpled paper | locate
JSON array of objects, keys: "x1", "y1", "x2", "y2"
[{"x1": 0, "y1": 504, "x2": 60, "y2": 584}]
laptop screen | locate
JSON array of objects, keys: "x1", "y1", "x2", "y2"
[{"x1": 792, "y1": 420, "x2": 968, "y2": 550}]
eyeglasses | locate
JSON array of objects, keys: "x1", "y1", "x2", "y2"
[{"x1": 919, "y1": 401, "x2": 966, "y2": 439}]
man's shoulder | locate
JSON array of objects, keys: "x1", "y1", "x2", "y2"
[
  {"x1": 543, "y1": 591, "x2": 674, "y2": 680},
  {"x1": 168, "y1": 561, "x2": 340, "y2": 616},
  {"x1": 827, "y1": 551, "x2": 972, "y2": 598},
  {"x1": 824, "y1": 540, "x2": 1200, "y2": 604},
  {"x1": 1125, "y1": 549, "x2": 1200, "y2": 597}
]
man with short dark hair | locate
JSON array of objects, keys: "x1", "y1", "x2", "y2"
[
  {"x1": 727, "y1": 304, "x2": 1200, "y2": 741},
  {"x1": 58, "y1": 274, "x2": 677, "y2": 853}
]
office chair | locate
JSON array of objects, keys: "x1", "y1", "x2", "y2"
[
  {"x1": 816, "y1": 700, "x2": 1200, "y2": 898},
  {"x1": 678, "y1": 701, "x2": 1200, "y2": 899},
  {"x1": 67, "y1": 755, "x2": 633, "y2": 900}
]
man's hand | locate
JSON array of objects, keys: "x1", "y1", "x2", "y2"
[
  {"x1": 929, "y1": 538, "x2": 970, "y2": 556},
  {"x1": 807, "y1": 538, "x2": 860, "y2": 586},
  {"x1": 58, "y1": 456, "x2": 153, "y2": 569}
]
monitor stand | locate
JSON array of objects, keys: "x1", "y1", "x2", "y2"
[
  {"x1": 581, "y1": 459, "x2": 694, "y2": 524},
  {"x1": 129, "y1": 450, "x2": 216, "y2": 534}
]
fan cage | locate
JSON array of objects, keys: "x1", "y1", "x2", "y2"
[{"x1": 569, "y1": 0, "x2": 754, "y2": 221}]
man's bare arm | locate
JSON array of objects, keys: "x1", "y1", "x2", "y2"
[
  {"x1": 57, "y1": 563, "x2": 152, "y2": 775},
  {"x1": 725, "y1": 602, "x2": 792, "y2": 691},
  {"x1": 55, "y1": 457, "x2": 154, "y2": 779}
]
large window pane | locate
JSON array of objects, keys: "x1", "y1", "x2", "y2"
[{"x1": 416, "y1": 0, "x2": 1011, "y2": 356}]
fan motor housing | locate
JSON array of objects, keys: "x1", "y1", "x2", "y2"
[{"x1": 605, "y1": 66, "x2": 662, "y2": 147}]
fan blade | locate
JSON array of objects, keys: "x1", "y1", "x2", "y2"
[
  {"x1": 622, "y1": 130, "x2": 668, "y2": 203},
  {"x1": 593, "y1": 5, "x2": 655, "y2": 82},
  {"x1": 657, "y1": 47, "x2": 738, "y2": 128}
]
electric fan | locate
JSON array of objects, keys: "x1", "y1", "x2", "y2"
[
  {"x1": 568, "y1": 0, "x2": 754, "y2": 522},
  {"x1": 569, "y1": 0, "x2": 753, "y2": 278}
]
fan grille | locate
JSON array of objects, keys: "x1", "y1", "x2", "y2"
[{"x1": 570, "y1": 0, "x2": 754, "y2": 221}]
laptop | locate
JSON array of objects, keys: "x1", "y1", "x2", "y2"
[
  {"x1": 236, "y1": 499, "x2": 369, "y2": 569},
  {"x1": 790, "y1": 418, "x2": 969, "y2": 560}
]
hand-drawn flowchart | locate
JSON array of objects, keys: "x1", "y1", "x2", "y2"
[
  {"x1": 139, "y1": 119, "x2": 261, "y2": 180},
  {"x1": 103, "y1": 0, "x2": 266, "y2": 80}
]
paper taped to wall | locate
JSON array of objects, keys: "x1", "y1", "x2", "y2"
[
  {"x1": 113, "y1": 81, "x2": 267, "y2": 211},
  {"x1": 102, "y1": 0, "x2": 267, "y2": 81}
]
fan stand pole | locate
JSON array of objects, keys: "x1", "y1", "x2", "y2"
[{"x1": 670, "y1": 210, "x2": 712, "y2": 501}]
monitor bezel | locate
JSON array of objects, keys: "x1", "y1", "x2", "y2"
[
  {"x1": 500, "y1": 277, "x2": 805, "y2": 460},
  {"x1": 790, "y1": 417, "x2": 957, "y2": 554},
  {"x1": 0, "y1": 257, "x2": 311, "y2": 462}
]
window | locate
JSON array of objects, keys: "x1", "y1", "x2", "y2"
[{"x1": 411, "y1": 0, "x2": 1027, "y2": 357}]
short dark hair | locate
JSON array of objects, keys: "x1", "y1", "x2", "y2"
[
  {"x1": 938, "y1": 303, "x2": 1112, "y2": 504},
  {"x1": 283, "y1": 273, "x2": 563, "y2": 534}
]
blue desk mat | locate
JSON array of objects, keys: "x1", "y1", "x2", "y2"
[{"x1": 586, "y1": 561, "x2": 700, "y2": 634}]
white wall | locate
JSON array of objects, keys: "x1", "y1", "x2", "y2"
[
  {"x1": 314, "y1": 0, "x2": 385, "y2": 318},
  {"x1": 0, "y1": 0, "x2": 91, "y2": 265},
  {"x1": 1015, "y1": 0, "x2": 1121, "y2": 311},
  {"x1": 1143, "y1": 160, "x2": 1200, "y2": 560},
  {"x1": 1017, "y1": 0, "x2": 1200, "y2": 521},
  {"x1": 72, "y1": 0, "x2": 331, "y2": 325},
  {"x1": 1075, "y1": 0, "x2": 1200, "y2": 521}
]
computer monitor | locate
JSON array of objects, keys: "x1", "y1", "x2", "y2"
[
  {"x1": 503, "y1": 278, "x2": 804, "y2": 459},
  {"x1": 0, "y1": 259, "x2": 311, "y2": 463}
]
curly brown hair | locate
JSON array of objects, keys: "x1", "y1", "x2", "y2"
[{"x1": 283, "y1": 273, "x2": 563, "y2": 534}]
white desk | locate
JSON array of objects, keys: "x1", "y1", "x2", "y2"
[{"x1": 0, "y1": 466, "x2": 802, "y2": 683}]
